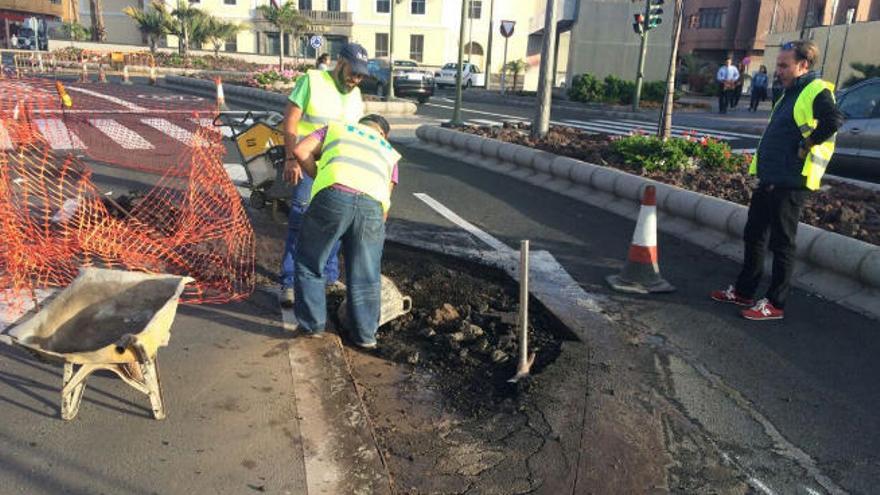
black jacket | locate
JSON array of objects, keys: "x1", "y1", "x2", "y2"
[{"x1": 755, "y1": 71, "x2": 845, "y2": 188}]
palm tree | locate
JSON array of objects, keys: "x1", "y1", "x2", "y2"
[
  {"x1": 88, "y1": 0, "x2": 107, "y2": 42},
  {"x1": 123, "y1": 1, "x2": 173, "y2": 55},
  {"x1": 204, "y1": 18, "x2": 247, "y2": 57},
  {"x1": 256, "y1": 1, "x2": 310, "y2": 71},
  {"x1": 505, "y1": 59, "x2": 526, "y2": 93},
  {"x1": 169, "y1": 1, "x2": 207, "y2": 56}
]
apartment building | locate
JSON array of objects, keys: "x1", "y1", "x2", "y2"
[{"x1": 679, "y1": 0, "x2": 880, "y2": 67}]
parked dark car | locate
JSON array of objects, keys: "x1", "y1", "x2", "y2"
[
  {"x1": 827, "y1": 78, "x2": 880, "y2": 179},
  {"x1": 359, "y1": 59, "x2": 434, "y2": 104},
  {"x1": 17, "y1": 27, "x2": 47, "y2": 51}
]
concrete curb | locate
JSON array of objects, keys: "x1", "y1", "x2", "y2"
[
  {"x1": 164, "y1": 75, "x2": 418, "y2": 116},
  {"x1": 413, "y1": 125, "x2": 880, "y2": 321}
]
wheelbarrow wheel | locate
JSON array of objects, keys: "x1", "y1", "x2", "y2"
[{"x1": 249, "y1": 190, "x2": 267, "y2": 210}]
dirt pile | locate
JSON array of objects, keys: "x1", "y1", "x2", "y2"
[{"x1": 462, "y1": 123, "x2": 880, "y2": 246}]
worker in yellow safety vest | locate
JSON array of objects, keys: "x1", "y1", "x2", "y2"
[
  {"x1": 710, "y1": 40, "x2": 844, "y2": 321},
  {"x1": 279, "y1": 43, "x2": 368, "y2": 309},
  {"x1": 291, "y1": 115, "x2": 401, "y2": 348}
]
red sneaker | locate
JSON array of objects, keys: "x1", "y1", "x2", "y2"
[
  {"x1": 710, "y1": 285, "x2": 755, "y2": 307},
  {"x1": 741, "y1": 299, "x2": 785, "y2": 321}
]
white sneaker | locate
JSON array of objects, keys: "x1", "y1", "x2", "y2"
[{"x1": 279, "y1": 288, "x2": 294, "y2": 308}]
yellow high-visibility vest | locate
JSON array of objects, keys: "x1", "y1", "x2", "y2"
[
  {"x1": 297, "y1": 70, "x2": 364, "y2": 138},
  {"x1": 749, "y1": 78, "x2": 837, "y2": 190},
  {"x1": 311, "y1": 122, "x2": 401, "y2": 212}
]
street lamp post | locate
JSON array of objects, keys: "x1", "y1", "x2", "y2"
[
  {"x1": 449, "y1": 0, "x2": 468, "y2": 126},
  {"x1": 485, "y1": 0, "x2": 496, "y2": 91},
  {"x1": 833, "y1": 8, "x2": 855, "y2": 88},
  {"x1": 388, "y1": 0, "x2": 397, "y2": 100}
]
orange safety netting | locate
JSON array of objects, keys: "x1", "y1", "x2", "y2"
[{"x1": 0, "y1": 77, "x2": 254, "y2": 310}]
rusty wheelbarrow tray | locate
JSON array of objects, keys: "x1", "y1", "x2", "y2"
[{"x1": 3, "y1": 268, "x2": 193, "y2": 421}]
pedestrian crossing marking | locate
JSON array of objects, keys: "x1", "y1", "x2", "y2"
[
  {"x1": 192, "y1": 118, "x2": 235, "y2": 138},
  {"x1": 559, "y1": 119, "x2": 747, "y2": 141},
  {"x1": 90, "y1": 119, "x2": 154, "y2": 150},
  {"x1": 34, "y1": 119, "x2": 86, "y2": 150},
  {"x1": 141, "y1": 118, "x2": 198, "y2": 146},
  {"x1": 0, "y1": 123, "x2": 12, "y2": 150}
]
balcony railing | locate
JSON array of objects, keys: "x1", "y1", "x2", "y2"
[{"x1": 300, "y1": 10, "x2": 353, "y2": 26}]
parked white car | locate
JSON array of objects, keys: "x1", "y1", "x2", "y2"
[{"x1": 435, "y1": 63, "x2": 485, "y2": 89}]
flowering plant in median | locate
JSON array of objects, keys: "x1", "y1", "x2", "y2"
[
  {"x1": 611, "y1": 131, "x2": 749, "y2": 173},
  {"x1": 246, "y1": 68, "x2": 302, "y2": 89}
]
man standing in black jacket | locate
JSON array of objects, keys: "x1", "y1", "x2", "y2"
[{"x1": 710, "y1": 40, "x2": 844, "y2": 321}]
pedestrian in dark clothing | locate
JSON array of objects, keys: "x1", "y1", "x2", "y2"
[
  {"x1": 749, "y1": 65, "x2": 769, "y2": 112},
  {"x1": 710, "y1": 40, "x2": 844, "y2": 321}
]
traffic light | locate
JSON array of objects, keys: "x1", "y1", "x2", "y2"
[
  {"x1": 633, "y1": 14, "x2": 644, "y2": 35},
  {"x1": 647, "y1": 0, "x2": 664, "y2": 29}
]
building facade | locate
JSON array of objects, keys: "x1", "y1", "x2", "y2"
[
  {"x1": 560, "y1": 0, "x2": 675, "y2": 83},
  {"x1": 678, "y1": 0, "x2": 880, "y2": 68},
  {"x1": 76, "y1": 0, "x2": 535, "y2": 78},
  {"x1": 1, "y1": 0, "x2": 76, "y2": 48}
]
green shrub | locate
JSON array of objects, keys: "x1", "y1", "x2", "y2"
[
  {"x1": 611, "y1": 133, "x2": 747, "y2": 173},
  {"x1": 603, "y1": 75, "x2": 636, "y2": 105},
  {"x1": 642, "y1": 81, "x2": 667, "y2": 102},
  {"x1": 568, "y1": 73, "x2": 604, "y2": 103}
]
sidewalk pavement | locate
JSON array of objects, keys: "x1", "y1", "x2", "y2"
[{"x1": 0, "y1": 289, "x2": 309, "y2": 494}]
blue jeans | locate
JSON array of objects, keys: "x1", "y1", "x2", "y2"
[
  {"x1": 279, "y1": 175, "x2": 341, "y2": 289},
  {"x1": 294, "y1": 188, "x2": 385, "y2": 345}
]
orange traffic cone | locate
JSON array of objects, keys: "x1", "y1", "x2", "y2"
[
  {"x1": 215, "y1": 76, "x2": 228, "y2": 111},
  {"x1": 606, "y1": 185, "x2": 675, "y2": 294},
  {"x1": 148, "y1": 64, "x2": 157, "y2": 86}
]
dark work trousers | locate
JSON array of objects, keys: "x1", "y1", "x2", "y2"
[
  {"x1": 718, "y1": 89, "x2": 734, "y2": 113},
  {"x1": 735, "y1": 185, "x2": 809, "y2": 308}
]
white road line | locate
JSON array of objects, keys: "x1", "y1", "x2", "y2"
[
  {"x1": 89, "y1": 119, "x2": 154, "y2": 150},
  {"x1": 424, "y1": 102, "x2": 529, "y2": 123},
  {"x1": 141, "y1": 118, "x2": 196, "y2": 145},
  {"x1": 65, "y1": 86, "x2": 147, "y2": 111},
  {"x1": 192, "y1": 118, "x2": 234, "y2": 138},
  {"x1": 0, "y1": 122, "x2": 12, "y2": 149},
  {"x1": 616, "y1": 118, "x2": 761, "y2": 139},
  {"x1": 34, "y1": 119, "x2": 86, "y2": 149},
  {"x1": 413, "y1": 192, "x2": 512, "y2": 253},
  {"x1": 469, "y1": 118, "x2": 504, "y2": 126},
  {"x1": 585, "y1": 119, "x2": 742, "y2": 140},
  {"x1": 223, "y1": 162, "x2": 249, "y2": 186}
]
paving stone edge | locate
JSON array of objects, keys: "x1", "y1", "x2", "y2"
[{"x1": 414, "y1": 124, "x2": 880, "y2": 321}]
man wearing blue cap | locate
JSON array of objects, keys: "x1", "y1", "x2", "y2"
[{"x1": 279, "y1": 43, "x2": 370, "y2": 308}]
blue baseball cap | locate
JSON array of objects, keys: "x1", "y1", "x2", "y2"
[{"x1": 339, "y1": 43, "x2": 370, "y2": 76}]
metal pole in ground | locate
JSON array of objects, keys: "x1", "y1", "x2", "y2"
[
  {"x1": 500, "y1": 36, "x2": 509, "y2": 94},
  {"x1": 449, "y1": 0, "x2": 468, "y2": 126},
  {"x1": 509, "y1": 240, "x2": 535, "y2": 383}
]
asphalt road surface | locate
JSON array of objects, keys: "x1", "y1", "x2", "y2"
[{"x1": 2, "y1": 79, "x2": 877, "y2": 494}]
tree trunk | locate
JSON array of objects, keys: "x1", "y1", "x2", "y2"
[
  {"x1": 278, "y1": 29, "x2": 285, "y2": 72},
  {"x1": 88, "y1": 0, "x2": 99, "y2": 41},
  {"x1": 149, "y1": 36, "x2": 157, "y2": 55},
  {"x1": 658, "y1": 0, "x2": 685, "y2": 140},
  {"x1": 531, "y1": 0, "x2": 558, "y2": 139},
  {"x1": 180, "y1": 24, "x2": 188, "y2": 57}
]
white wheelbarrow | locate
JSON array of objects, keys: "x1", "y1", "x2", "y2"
[{"x1": 3, "y1": 268, "x2": 193, "y2": 420}]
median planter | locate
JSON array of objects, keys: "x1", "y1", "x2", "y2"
[
  {"x1": 413, "y1": 124, "x2": 880, "y2": 321},
  {"x1": 163, "y1": 75, "x2": 418, "y2": 116}
]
